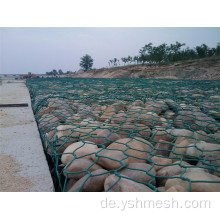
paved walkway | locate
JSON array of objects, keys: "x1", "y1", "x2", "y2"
[{"x1": 0, "y1": 78, "x2": 54, "y2": 191}]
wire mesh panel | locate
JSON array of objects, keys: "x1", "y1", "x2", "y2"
[{"x1": 26, "y1": 78, "x2": 220, "y2": 192}]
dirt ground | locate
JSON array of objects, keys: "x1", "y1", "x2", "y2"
[
  {"x1": 0, "y1": 154, "x2": 33, "y2": 192},
  {"x1": 72, "y1": 56, "x2": 220, "y2": 79}
]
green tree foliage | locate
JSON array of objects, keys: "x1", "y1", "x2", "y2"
[
  {"x1": 80, "y1": 54, "x2": 94, "y2": 71},
  {"x1": 127, "y1": 56, "x2": 133, "y2": 64},
  {"x1": 110, "y1": 42, "x2": 220, "y2": 67},
  {"x1": 137, "y1": 42, "x2": 220, "y2": 64},
  {"x1": 46, "y1": 69, "x2": 72, "y2": 75},
  {"x1": 113, "y1": 58, "x2": 119, "y2": 66},
  {"x1": 216, "y1": 43, "x2": 220, "y2": 55},
  {"x1": 121, "y1": 57, "x2": 127, "y2": 65},
  {"x1": 166, "y1": 42, "x2": 185, "y2": 62},
  {"x1": 133, "y1": 56, "x2": 140, "y2": 64},
  {"x1": 58, "y1": 69, "x2": 63, "y2": 75},
  {"x1": 52, "y1": 70, "x2": 58, "y2": 75},
  {"x1": 109, "y1": 58, "x2": 120, "y2": 67},
  {"x1": 195, "y1": 44, "x2": 209, "y2": 58},
  {"x1": 46, "y1": 70, "x2": 58, "y2": 75}
]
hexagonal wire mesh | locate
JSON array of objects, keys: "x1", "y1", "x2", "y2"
[{"x1": 26, "y1": 78, "x2": 220, "y2": 192}]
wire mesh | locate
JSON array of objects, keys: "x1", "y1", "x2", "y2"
[{"x1": 26, "y1": 78, "x2": 220, "y2": 192}]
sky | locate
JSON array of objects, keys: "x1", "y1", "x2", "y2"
[{"x1": 0, "y1": 27, "x2": 219, "y2": 75}]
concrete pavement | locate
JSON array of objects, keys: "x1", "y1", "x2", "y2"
[{"x1": 0, "y1": 78, "x2": 54, "y2": 191}]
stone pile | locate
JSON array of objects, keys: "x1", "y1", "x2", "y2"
[
  {"x1": 26, "y1": 78, "x2": 220, "y2": 192},
  {"x1": 37, "y1": 97, "x2": 220, "y2": 192}
]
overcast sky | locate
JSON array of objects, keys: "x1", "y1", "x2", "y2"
[{"x1": 0, "y1": 27, "x2": 219, "y2": 75}]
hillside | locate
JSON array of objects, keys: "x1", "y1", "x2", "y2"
[{"x1": 72, "y1": 56, "x2": 220, "y2": 80}]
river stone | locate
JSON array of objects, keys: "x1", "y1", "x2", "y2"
[
  {"x1": 91, "y1": 149, "x2": 129, "y2": 170},
  {"x1": 52, "y1": 109, "x2": 72, "y2": 121},
  {"x1": 66, "y1": 101, "x2": 78, "y2": 112},
  {"x1": 38, "y1": 106, "x2": 56, "y2": 117},
  {"x1": 100, "y1": 106, "x2": 117, "y2": 122},
  {"x1": 61, "y1": 141, "x2": 99, "y2": 165},
  {"x1": 156, "y1": 161, "x2": 191, "y2": 186},
  {"x1": 153, "y1": 140, "x2": 173, "y2": 157},
  {"x1": 165, "y1": 99, "x2": 177, "y2": 110},
  {"x1": 111, "y1": 102, "x2": 127, "y2": 112},
  {"x1": 80, "y1": 118, "x2": 100, "y2": 126},
  {"x1": 168, "y1": 129, "x2": 211, "y2": 145},
  {"x1": 209, "y1": 110, "x2": 220, "y2": 118},
  {"x1": 118, "y1": 123, "x2": 151, "y2": 139},
  {"x1": 167, "y1": 129, "x2": 194, "y2": 144},
  {"x1": 197, "y1": 154, "x2": 220, "y2": 177},
  {"x1": 47, "y1": 98, "x2": 67, "y2": 109},
  {"x1": 77, "y1": 105, "x2": 97, "y2": 120},
  {"x1": 165, "y1": 169, "x2": 220, "y2": 192},
  {"x1": 131, "y1": 100, "x2": 144, "y2": 107},
  {"x1": 89, "y1": 106, "x2": 102, "y2": 117},
  {"x1": 165, "y1": 185, "x2": 187, "y2": 192},
  {"x1": 127, "y1": 108, "x2": 163, "y2": 127},
  {"x1": 208, "y1": 132, "x2": 220, "y2": 143},
  {"x1": 85, "y1": 129, "x2": 121, "y2": 146},
  {"x1": 186, "y1": 141, "x2": 220, "y2": 157},
  {"x1": 68, "y1": 169, "x2": 110, "y2": 192},
  {"x1": 107, "y1": 137, "x2": 153, "y2": 163},
  {"x1": 65, "y1": 178, "x2": 77, "y2": 192},
  {"x1": 144, "y1": 101, "x2": 169, "y2": 115},
  {"x1": 55, "y1": 125, "x2": 81, "y2": 146},
  {"x1": 148, "y1": 156, "x2": 173, "y2": 171},
  {"x1": 138, "y1": 113, "x2": 165, "y2": 127},
  {"x1": 169, "y1": 138, "x2": 196, "y2": 162},
  {"x1": 118, "y1": 163, "x2": 156, "y2": 184},
  {"x1": 173, "y1": 110, "x2": 218, "y2": 133},
  {"x1": 78, "y1": 126, "x2": 103, "y2": 138},
  {"x1": 157, "y1": 186, "x2": 165, "y2": 192},
  {"x1": 77, "y1": 104, "x2": 92, "y2": 114},
  {"x1": 63, "y1": 158, "x2": 102, "y2": 179},
  {"x1": 104, "y1": 174, "x2": 154, "y2": 192},
  {"x1": 46, "y1": 128, "x2": 56, "y2": 142},
  {"x1": 163, "y1": 110, "x2": 175, "y2": 120},
  {"x1": 65, "y1": 114, "x2": 82, "y2": 123},
  {"x1": 111, "y1": 112, "x2": 128, "y2": 124},
  {"x1": 193, "y1": 130, "x2": 216, "y2": 143},
  {"x1": 151, "y1": 128, "x2": 175, "y2": 143},
  {"x1": 39, "y1": 114, "x2": 60, "y2": 131}
]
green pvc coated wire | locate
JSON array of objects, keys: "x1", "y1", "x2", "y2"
[{"x1": 26, "y1": 78, "x2": 220, "y2": 192}]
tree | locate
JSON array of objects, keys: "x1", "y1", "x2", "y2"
[
  {"x1": 46, "y1": 70, "x2": 56, "y2": 75},
  {"x1": 139, "y1": 43, "x2": 153, "y2": 64},
  {"x1": 150, "y1": 43, "x2": 168, "y2": 63},
  {"x1": 108, "y1": 60, "x2": 113, "y2": 67},
  {"x1": 133, "y1": 56, "x2": 139, "y2": 64},
  {"x1": 109, "y1": 58, "x2": 120, "y2": 67},
  {"x1": 112, "y1": 58, "x2": 119, "y2": 66},
  {"x1": 166, "y1": 42, "x2": 185, "y2": 62},
  {"x1": 58, "y1": 69, "x2": 63, "y2": 75},
  {"x1": 121, "y1": 57, "x2": 126, "y2": 65},
  {"x1": 181, "y1": 47, "x2": 197, "y2": 60},
  {"x1": 109, "y1": 42, "x2": 218, "y2": 68},
  {"x1": 80, "y1": 54, "x2": 93, "y2": 71},
  {"x1": 216, "y1": 43, "x2": 220, "y2": 55},
  {"x1": 52, "y1": 69, "x2": 58, "y2": 75},
  {"x1": 126, "y1": 56, "x2": 132, "y2": 64},
  {"x1": 139, "y1": 54, "x2": 148, "y2": 64},
  {"x1": 195, "y1": 44, "x2": 209, "y2": 58}
]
